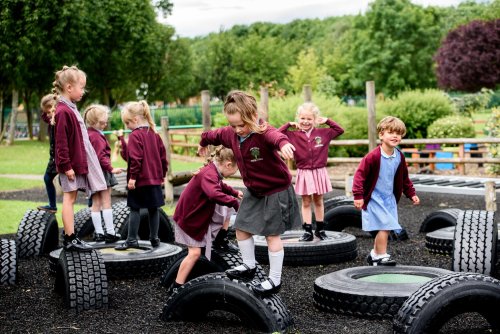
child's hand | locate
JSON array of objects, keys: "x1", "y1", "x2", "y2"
[
  {"x1": 65, "y1": 169, "x2": 75, "y2": 181},
  {"x1": 113, "y1": 129, "x2": 124, "y2": 138},
  {"x1": 111, "y1": 168, "x2": 122, "y2": 174},
  {"x1": 354, "y1": 199, "x2": 364, "y2": 210},
  {"x1": 237, "y1": 190, "x2": 243, "y2": 200},
  {"x1": 197, "y1": 145, "x2": 209, "y2": 157},
  {"x1": 128, "y1": 179, "x2": 136, "y2": 190},
  {"x1": 411, "y1": 195, "x2": 420, "y2": 205},
  {"x1": 289, "y1": 122, "x2": 299, "y2": 129},
  {"x1": 316, "y1": 117, "x2": 327, "y2": 125},
  {"x1": 280, "y1": 143, "x2": 295, "y2": 160}
]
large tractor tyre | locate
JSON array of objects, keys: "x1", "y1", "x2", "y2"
[
  {"x1": 313, "y1": 266, "x2": 453, "y2": 318},
  {"x1": 323, "y1": 195, "x2": 354, "y2": 212},
  {"x1": 161, "y1": 273, "x2": 294, "y2": 333},
  {"x1": 16, "y1": 209, "x2": 59, "y2": 257},
  {"x1": 425, "y1": 227, "x2": 455, "y2": 256},
  {"x1": 419, "y1": 208, "x2": 462, "y2": 233},
  {"x1": 324, "y1": 204, "x2": 362, "y2": 232},
  {"x1": 50, "y1": 241, "x2": 182, "y2": 279},
  {"x1": 393, "y1": 272, "x2": 500, "y2": 333},
  {"x1": 254, "y1": 230, "x2": 357, "y2": 266},
  {"x1": 54, "y1": 249, "x2": 108, "y2": 313},
  {"x1": 115, "y1": 205, "x2": 174, "y2": 243},
  {"x1": 159, "y1": 248, "x2": 266, "y2": 288},
  {"x1": 452, "y1": 210, "x2": 497, "y2": 276},
  {"x1": 73, "y1": 207, "x2": 93, "y2": 239},
  {"x1": 0, "y1": 239, "x2": 17, "y2": 285}
]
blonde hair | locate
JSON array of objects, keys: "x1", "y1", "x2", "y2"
[
  {"x1": 297, "y1": 102, "x2": 320, "y2": 119},
  {"x1": 377, "y1": 116, "x2": 407, "y2": 137},
  {"x1": 40, "y1": 94, "x2": 56, "y2": 111},
  {"x1": 194, "y1": 145, "x2": 237, "y2": 175},
  {"x1": 83, "y1": 104, "x2": 109, "y2": 128},
  {"x1": 121, "y1": 100, "x2": 156, "y2": 132},
  {"x1": 50, "y1": 65, "x2": 86, "y2": 124},
  {"x1": 224, "y1": 90, "x2": 265, "y2": 134}
]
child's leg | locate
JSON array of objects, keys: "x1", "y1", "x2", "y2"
[
  {"x1": 38, "y1": 172, "x2": 57, "y2": 211},
  {"x1": 253, "y1": 235, "x2": 283, "y2": 295},
  {"x1": 175, "y1": 246, "x2": 202, "y2": 284},
  {"x1": 148, "y1": 207, "x2": 160, "y2": 246},
  {"x1": 100, "y1": 188, "x2": 119, "y2": 240},
  {"x1": 367, "y1": 230, "x2": 396, "y2": 266},
  {"x1": 115, "y1": 208, "x2": 141, "y2": 250},
  {"x1": 374, "y1": 230, "x2": 390, "y2": 255},
  {"x1": 312, "y1": 194, "x2": 329, "y2": 240},
  {"x1": 225, "y1": 230, "x2": 256, "y2": 280},
  {"x1": 90, "y1": 192, "x2": 105, "y2": 236},
  {"x1": 299, "y1": 195, "x2": 314, "y2": 241},
  {"x1": 213, "y1": 217, "x2": 239, "y2": 252},
  {"x1": 62, "y1": 191, "x2": 78, "y2": 235}
]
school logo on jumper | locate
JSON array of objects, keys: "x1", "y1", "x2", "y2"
[
  {"x1": 249, "y1": 147, "x2": 263, "y2": 162},
  {"x1": 314, "y1": 136, "x2": 324, "y2": 147}
]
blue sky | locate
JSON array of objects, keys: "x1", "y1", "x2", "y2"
[{"x1": 159, "y1": 0, "x2": 469, "y2": 38}]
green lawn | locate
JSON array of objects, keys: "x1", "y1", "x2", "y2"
[
  {"x1": 472, "y1": 111, "x2": 491, "y2": 137},
  {"x1": 0, "y1": 177, "x2": 44, "y2": 191}
]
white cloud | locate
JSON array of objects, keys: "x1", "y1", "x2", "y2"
[{"x1": 159, "y1": 0, "x2": 468, "y2": 38}]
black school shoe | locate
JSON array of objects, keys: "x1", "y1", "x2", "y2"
[
  {"x1": 150, "y1": 238, "x2": 160, "y2": 248},
  {"x1": 105, "y1": 232, "x2": 121, "y2": 243},
  {"x1": 115, "y1": 240, "x2": 140, "y2": 250},
  {"x1": 299, "y1": 224, "x2": 313, "y2": 242},
  {"x1": 63, "y1": 233, "x2": 93, "y2": 252},
  {"x1": 93, "y1": 233, "x2": 105, "y2": 242},
  {"x1": 213, "y1": 237, "x2": 239, "y2": 253},
  {"x1": 37, "y1": 205, "x2": 57, "y2": 213},
  {"x1": 314, "y1": 229, "x2": 330, "y2": 240},
  {"x1": 225, "y1": 263, "x2": 256, "y2": 281},
  {"x1": 366, "y1": 254, "x2": 397, "y2": 266},
  {"x1": 252, "y1": 279, "x2": 282, "y2": 297}
]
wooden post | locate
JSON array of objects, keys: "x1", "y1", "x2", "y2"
[
  {"x1": 303, "y1": 85, "x2": 312, "y2": 102},
  {"x1": 201, "y1": 90, "x2": 211, "y2": 132},
  {"x1": 457, "y1": 144, "x2": 465, "y2": 175},
  {"x1": 161, "y1": 116, "x2": 174, "y2": 204},
  {"x1": 485, "y1": 181, "x2": 497, "y2": 212},
  {"x1": 345, "y1": 174, "x2": 353, "y2": 197},
  {"x1": 260, "y1": 86, "x2": 269, "y2": 122},
  {"x1": 366, "y1": 81, "x2": 377, "y2": 151}
]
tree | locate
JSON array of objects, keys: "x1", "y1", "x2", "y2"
[
  {"x1": 286, "y1": 49, "x2": 326, "y2": 93},
  {"x1": 434, "y1": 19, "x2": 500, "y2": 92}
]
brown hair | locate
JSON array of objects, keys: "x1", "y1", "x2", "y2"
[
  {"x1": 194, "y1": 145, "x2": 236, "y2": 176},
  {"x1": 224, "y1": 90, "x2": 265, "y2": 134},
  {"x1": 377, "y1": 116, "x2": 407, "y2": 137},
  {"x1": 50, "y1": 65, "x2": 86, "y2": 124},
  {"x1": 83, "y1": 104, "x2": 109, "y2": 128},
  {"x1": 121, "y1": 100, "x2": 156, "y2": 133}
]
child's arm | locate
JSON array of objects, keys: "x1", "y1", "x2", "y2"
[
  {"x1": 113, "y1": 130, "x2": 128, "y2": 161},
  {"x1": 202, "y1": 178, "x2": 240, "y2": 211},
  {"x1": 317, "y1": 117, "x2": 344, "y2": 139},
  {"x1": 400, "y1": 153, "x2": 419, "y2": 205},
  {"x1": 352, "y1": 157, "x2": 369, "y2": 209},
  {"x1": 158, "y1": 134, "x2": 169, "y2": 177},
  {"x1": 277, "y1": 122, "x2": 298, "y2": 133},
  {"x1": 54, "y1": 109, "x2": 73, "y2": 177},
  {"x1": 199, "y1": 128, "x2": 229, "y2": 155},
  {"x1": 126, "y1": 134, "x2": 143, "y2": 189},
  {"x1": 264, "y1": 127, "x2": 295, "y2": 160}
]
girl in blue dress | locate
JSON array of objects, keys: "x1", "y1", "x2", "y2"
[{"x1": 352, "y1": 116, "x2": 420, "y2": 266}]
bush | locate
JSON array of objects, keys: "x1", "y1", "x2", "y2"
[
  {"x1": 427, "y1": 116, "x2": 475, "y2": 139},
  {"x1": 449, "y1": 89, "x2": 492, "y2": 117},
  {"x1": 484, "y1": 108, "x2": 500, "y2": 175},
  {"x1": 377, "y1": 89, "x2": 455, "y2": 139}
]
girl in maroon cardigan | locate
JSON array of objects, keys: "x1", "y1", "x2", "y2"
[
  {"x1": 198, "y1": 90, "x2": 301, "y2": 296},
  {"x1": 171, "y1": 146, "x2": 242, "y2": 292},
  {"x1": 83, "y1": 104, "x2": 123, "y2": 243},
  {"x1": 115, "y1": 101, "x2": 168, "y2": 250},
  {"x1": 278, "y1": 102, "x2": 344, "y2": 241},
  {"x1": 352, "y1": 116, "x2": 420, "y2": 266}
]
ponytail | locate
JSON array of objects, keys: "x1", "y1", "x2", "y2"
[{"x1": 140, "y1": 100, "x2": 156, "y2": 133}]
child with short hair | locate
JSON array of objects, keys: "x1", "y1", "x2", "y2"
[
  {"x1": 83, "y1": 104, "x2": 123, "y2": 243},
  {"x1": 52, "y1": 65, "x2": 108, "y2": 251},
  {"x1": 198, "y1": 90, "x2": 301, "y2": 296},
  {"x1": 115, "y1": 101, "x2": 168, "y2": 250},
  {"x1": 171, "y1": 146, "x2": 243, "y2": 291},
  {"x1": 37, "y1": 94, "x2": 58, "y2": 213},
  {"x1": 278, "y1": 102, "x2": 344, "y2": 241},
  {"x1": 352, "y1": 116, "x2": 420, "y2": 266}
]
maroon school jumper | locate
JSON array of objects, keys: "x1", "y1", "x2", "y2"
[
  {"x1": 199, "y1": 125, "x2": 291, "y2": 197},
  {"x1": 352, "y1": 146, "x2": 416, "y2": 210},
  {"x1": 278, "y1": 119, "x2": 344, "y2": 169},
  {"x1": 87, "y1": 128, "x2": 113, "y2": 173},
  {"x1": 173, "y1": 162, "x2": 240, "y2": 241}
]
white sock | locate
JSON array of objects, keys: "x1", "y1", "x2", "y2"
[
  {"x1": 102, "y1": 209, "x2": 115, "y2": 234},
  {"x1": 233, "y1": 237, "x2": 255, "y2": 271},
  {"x1": 91, "y1": 211, "x2": 104, "y2": 234},
  {"x1": 262, "y1": 249, "x2": 284, "y2": 288},
  {"x1": 371, "y1": 249, "x2": 390, "y2": 259}
]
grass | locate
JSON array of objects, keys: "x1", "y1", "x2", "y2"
[
  {"x1": 0, "y1": 177, "x2": 44, "y2": 191},
  {"x1": 472, "y1": 111, "x2": 491, "y2": 137}
]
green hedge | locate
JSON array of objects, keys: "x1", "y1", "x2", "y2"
[{"x1": 427, "y1": 115, "x2": 475, "y2": 139}]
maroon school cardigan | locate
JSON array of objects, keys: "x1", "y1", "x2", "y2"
[
  {"x1": 199, "y1": 125, "x2": 292, "y2": 197},
  {"x1": 87, "y1": 128, "x2": 113, "y2": 172},
  {"x1": 278, "y1": 119, "x2": 344, "y2": 169},
  {"x1": 54, "y1": 101, "x2": 87, "y2": 174},
  {"x1": 352, "y1": 146, "x2": 416, "y2": 210},
  {"x1": 173, "y1": 163, "x2": 240, "y2": 241}
]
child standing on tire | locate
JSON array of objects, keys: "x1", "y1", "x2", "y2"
[
  {"x1": 83, "y1": 104, "x2": 123, "y2": 243},
  {"x1": 38, "y1": 94, "x2": 58, "y2": 213},
  {"x1": 352, "y1": 116, "x2": 420, "y2": 266},
  {"x1": 52, "y1": 65, "x2": 108, "y2": 251},
  {"x1": 171, "y1": 146, "x2": 243, "y2": 291},
  {"x1": 198, "y1": 90, "x2": 301, "y2": 296},
  {"x1": 278, "y1": 102, "x2": 344, "y2": 241},
  {"x1": 115, "y1": 101, "x2": 168, "y2": 250}
]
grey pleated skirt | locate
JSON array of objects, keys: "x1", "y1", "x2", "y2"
[{"x1": 234, "y1": 185, "x2": 302, "y2": 236}]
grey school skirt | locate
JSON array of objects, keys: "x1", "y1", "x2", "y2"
[{"x1": 234, "y1": 185, "x2": 302, "y2": 236}]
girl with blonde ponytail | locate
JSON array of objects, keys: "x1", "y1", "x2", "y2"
[{"x1": 115, "y1": 101, "x2": 169, "y2": 250}]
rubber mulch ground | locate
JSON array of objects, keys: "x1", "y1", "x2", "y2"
[{"x1": 0, "y1": 188, "x2": 499, "y2": 333}]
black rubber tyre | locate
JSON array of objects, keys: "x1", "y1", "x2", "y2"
[
  {"x1": 313, "y1": 265, "x2": 453, "y2": 318},
  {"x1": 49, "y1": 241, "x2": 182, "y2": 279},
  {"x1": 323, "y1": 195, "x2": 354, "y2": 212},
  {"x1": 159, "y1": 248, "x2": 266, "y2": 288},
  {"x1": 254, "y1": 230, "x2": 357, "y2": 266},
  {"x1": 0, "y1": 239, "x2": 17, "y2": 285},
  {"x1": 54, "y1": 249, "x2": 108, "y2": 312},
  {"x1": 73, "y1": 207, "x2": 93, "y2": 239},
  {"x1": 16, "y1": 209, "x2": 59, "y2": 258},
  {"x1": 324, "y1": 204, "x2": 362, "y2": 232},
  {"x1": 425, "y1": 227, "x2": 454, "y2": 256},
  {"x1": 393, "y1": 272, "x2": 500, "y2": 333},
  {"x1": 452, "y1": 210, "x2": 497, "y2": 276},
  {"x1": 419, "y1": 208, "x2": 462, "y2": 233},
  {"x1": 161, "y1": 273, "x2": 294, "y2": 333}
]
